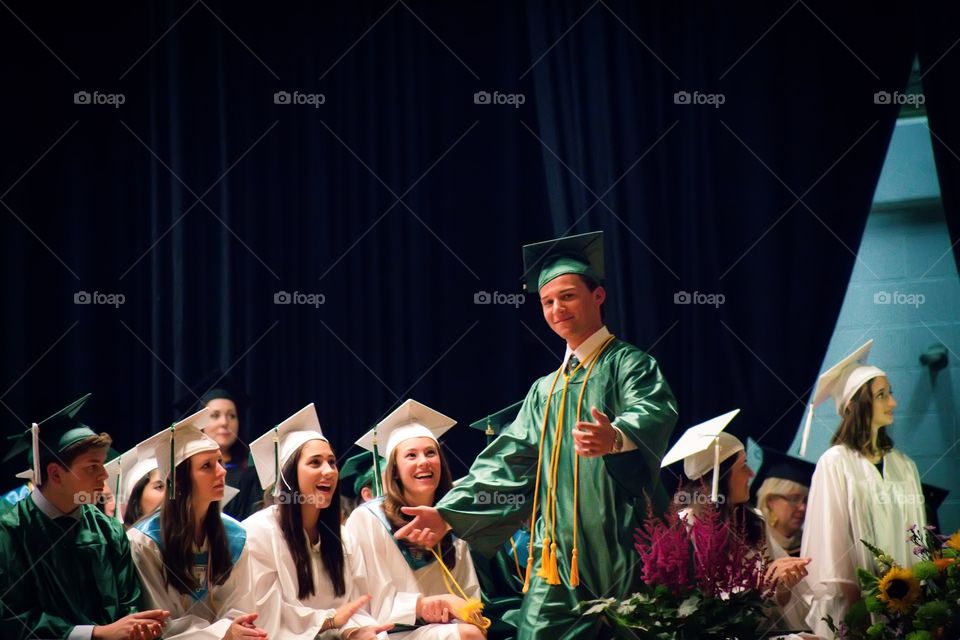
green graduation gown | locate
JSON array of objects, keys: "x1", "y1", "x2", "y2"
[
  {"x1": 437, "y1": 337, "x2": 677, "y2": 639},
  {"x1": 0, "y1": 494, "x2": 143, "y2": 639}
]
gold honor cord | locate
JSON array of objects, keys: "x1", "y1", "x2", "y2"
[
  {"x1": 429, "y1": 547, "x2": 491, "y2": 634},
  {"x1": 509, "y1": 535, "x2": 525, "y2": 583},
  {"x1": 522, "y1": 334, "x2": 616, "y2": 592}
]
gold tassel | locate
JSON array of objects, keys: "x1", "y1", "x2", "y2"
[
  {"x1": 546, "y1": 541, "x2": 561, "y2": 585},
  {"x1": 536, "y1": 536, "x2": 552, "y2": 579},
  {"x1": 522, "y1": 555, "x2": 534, "y2": 593},
  {"x1": 570, "y1": 548, "x2": 580, "y2": 587}
]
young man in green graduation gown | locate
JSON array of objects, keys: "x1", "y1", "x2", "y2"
[
  {"x1": 397, "y1": 232, "x2": 679, "y2": 638},
  {"x1": 0, "y1": 394, "x2": 168, "y2": 639}
]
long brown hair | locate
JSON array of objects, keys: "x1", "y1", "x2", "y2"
[
  {"x1": 160, "y1": 459, "x2": 234, "y2": 595},
  {"x1": 830, "y1": 378, "x2": 894, "y2": 456},
  {"x1": 383, "y1": 440, "x2": 457, "y2": 568},
  {"x1": 124, "y1": 473, "x2": 153, "y2": 525},
  {"x1": 275, "y1": 442, "x2": 346, "y2": 599},
  {"x1": 677, "y1": 455, "x2": 765, "y2": 547}
]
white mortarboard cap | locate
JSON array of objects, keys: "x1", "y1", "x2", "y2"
[
  {"x1": 356, "y1": 399, "x2": 456, "y2": 460},
  {"x1": 154, "y1": 408, "x2": 218, "y2": 492},
  {"x1": 222, "y1": 485, "x2": 240, "y2": 506},
  {"x1": 799, "y1": 340, "x2": 885, "y2": 456},
  {"x1": 104, "y1": 428, "x2": 169, "y2": 523},
  {"x1": 661, "y1": 409, "x2": 743, "y2": 502},
  {"x1": 249, "y1": 403, "x2": 327, "y2": 493}
]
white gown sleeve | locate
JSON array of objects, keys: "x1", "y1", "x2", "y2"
[
  {"x1": 345, "y1": 506, "x2": 421, "y2": 626},
  {"x1": 800, "y1": 450, "x2": 857, "y2": 639}
]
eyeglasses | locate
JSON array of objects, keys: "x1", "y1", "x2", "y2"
[{"x1": 773, "y1": 494, "x2": 807, "y2": 506}]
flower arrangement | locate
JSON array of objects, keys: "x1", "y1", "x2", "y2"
[
  {"x1": 826, "y1": 525, "x2": 960, "y2": 639},
  {"x1": 582, "y1": 499, "x2": 776, "y2": 639}
]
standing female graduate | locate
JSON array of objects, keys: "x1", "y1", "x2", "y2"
[
  {"x1": 345, "y1": 400, "x2": 485, "y2": 640},
  {"x1": 128, "y1": 409, "x2": 268, "y2": 640},
  {"x1": 242, "y1": 403, "x2": 392, "y2": 640},
  {"x1": 799, "y1": 341, "x2": 926, "y2": 637}
]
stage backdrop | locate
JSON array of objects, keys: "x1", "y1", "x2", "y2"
[{"x1": 1, "y1": 1, "x2": 957, "y2": 488}]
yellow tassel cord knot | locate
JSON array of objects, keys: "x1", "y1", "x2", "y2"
[
  {"x1": 524, "y1": 335, "x2": 615, "y2": 591},
  {"x1": 430, "y1": 547, "x2": 492, "y2": 635}
]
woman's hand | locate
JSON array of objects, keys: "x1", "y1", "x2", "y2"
[
  {"x1": 224, "y1": 613, "x2": 268, "y2": 639},
  {"x1": 418, "y1": 594, "x2": 467, "y2": 623},
  {"x1": 766, "y1": 556, "x2": 811, "y2": 590}
]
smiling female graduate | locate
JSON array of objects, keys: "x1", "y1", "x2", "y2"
[
  {"x1": 344, "y1": 400, "x2": 485, "y2": 640},
  {"x1": 799, "y1": 340, "x2": 926, "y2": 638},
  {"x1": 241, "y1": 403, "x2": 392, "y2": 640},
  {"x1": 127, "y1": 409, "x2": 267, "y2": 640}
]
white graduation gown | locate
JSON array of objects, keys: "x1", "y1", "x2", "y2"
[
  {"x1": 800, "y1": 445, "x2": 926, "y2": 638},
  {"x1": 127, "y1": 513, "x2": 256, "y2": 639},
  {"x1": 345, "y1": 500, "x2": 482, "y2": 640},
  {"x1": 242, "y1": 505, "x2": 385, "y2": 639}
]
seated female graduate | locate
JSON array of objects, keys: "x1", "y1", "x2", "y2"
[
  {"x1": 242, "y1": 403, "x2": 392, "y2": 640},
  {"x1": 662, "y1": 410, "x2": 812, "y2": 633},
  {"x1": 345, "y1": 400, "x2": 486, "y2": 640},
  {"x1": 799, "y1": 340, "x2": 926, "y2": 638},
  {"x1": 127, "y1": 408, "x2": 268, "y2": 639},
  {"x1": 104, "y1": 430, "x2": 168, "y2": 529}
]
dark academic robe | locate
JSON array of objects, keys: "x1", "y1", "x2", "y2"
[
  {"x1": 0, "y1": 495, "x2": 143, "y2": 639},
  {"x1": 437, "y1": 337, "x2": 678, "y2": 639}
]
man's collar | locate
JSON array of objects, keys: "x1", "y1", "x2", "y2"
[
  {"x1": 563, "y1": 326, "x2": 611, "y2": 369},
  {"x1": 31, "y1": 487, "x2": 81, "y2": 521}
]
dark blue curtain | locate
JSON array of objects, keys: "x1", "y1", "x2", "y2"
[{"x1": 0, "y1": 1, "x2": 948, "y2": 488}]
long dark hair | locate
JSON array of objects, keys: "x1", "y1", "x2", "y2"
[
  {"x1": 830, "y1": 378, "x2": 894, "y2": 456},
  {"x1": 124, "y1": 473, "x2": 152, "y2": 525},
  {"x1": 678, "y1": 454, "x2": 765, "y2": 547},
  {"x1": 383, "y1": 441, "x2": 457, "y2": 568},
  {"x1": 160, "y1": 459, "x2": 234, "y2": 595},
  {"x1": 275, "y1": 442, "x2": 346, "y2": 599}
]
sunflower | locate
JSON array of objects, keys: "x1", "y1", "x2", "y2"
[
  {"x1": 946, "y1": 531, "x2": 960, "y2": 552},
  {"x1": 876, "y1": 566, "x2": 921, "y2": 614}
]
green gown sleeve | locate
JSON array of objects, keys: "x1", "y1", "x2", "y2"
[
  {"x1": 603, "y1": 348, "x2": 678, "y2": 501},
  {"x1": 437, "y1": 381, "x2": 542, "y2": 557}
]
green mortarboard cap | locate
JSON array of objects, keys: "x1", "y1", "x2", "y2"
[
  {"x1": 521, "y1": 231, "x2": 605, "y2": 293},
  {"x1": 469, "y1": 401, "x2": 523, "y2": 440},
  {"x1": 4, "y1": 393, "x2": 98, "y2": 483},
  {"x1": 750, "y1": 446, "x2": 815, "y2": 504},
  {"x1": 339, "y1": 451, "x2": 384, "y2": 500}
]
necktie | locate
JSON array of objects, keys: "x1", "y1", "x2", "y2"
[{"x1": 565, "y1": 355, "x2": 580, "y2": 375}]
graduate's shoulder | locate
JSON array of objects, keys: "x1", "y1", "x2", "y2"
[{"x1": 82, "y1": 503, "x2": 130, "y2": 540}]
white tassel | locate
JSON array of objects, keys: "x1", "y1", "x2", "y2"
[
  {"x1": 799, "y1": 403, "x2": 814, "y2": 457},
  {"x1": 30, "y1": 423, "x2": 40, "y2": 484},
  {"x1": 711, "y1": 438, "x2": 720, "y2": 503}
]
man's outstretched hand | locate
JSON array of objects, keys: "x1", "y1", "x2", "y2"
[{"x1": 394, "y1": 506, "x2": 452, "y2": 548}]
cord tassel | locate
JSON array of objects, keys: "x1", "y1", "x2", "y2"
[{"x1": 569, "y1": 548, "x2": 580, "y2": 587}]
